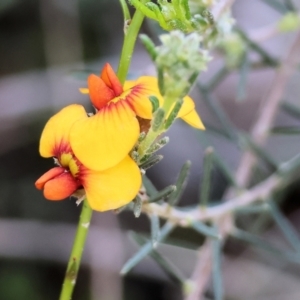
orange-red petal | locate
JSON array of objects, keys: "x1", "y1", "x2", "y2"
[
  {"x1": 35, "y1": 167, "x2": 65, "y2": 190},
  {"x1": 35, "y1": 167, "x2": 79, "y2": 201},
  {"x1": 70, "y1": 100, "x2": 139, "y2": 171},
  {"x1": 88, "y1": 74, "x2": 115, "y2": 110},
  {"x1": 82, "y1": 156, "x2": 141, "y2": 211},
  {"x1": 100, "y1": 63, "x2": 123, "y2": 96},
  {"x1": 43, "y1": 172, "x2": 79, "y2": 200},
  {"x1": 39, "y1": 105, "x2": 87, "y2": 158}
]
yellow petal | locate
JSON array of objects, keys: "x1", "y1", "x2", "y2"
[
  {"x1": 39, "y1": 104, "x2": 87, "y2": 158},
  {"x1": 177, "y1": 96, "x2": 195, "y2": 118},
  {"x1": 124, "y1": 76, "x2": 163, "y2": 119},
  {"x1": 70, "y1": 100, "x2": 139, "y2": 171},
  {"x1": 181, "y1": 109, "x2": 205, "y2": 129},
  {"x1": 82, "y1": 156, "x2": 141, "y2": 211}
]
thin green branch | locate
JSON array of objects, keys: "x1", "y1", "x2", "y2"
[
  {"x1": 121, "y1": 222, "x2": 175, "y2": 274},
  {"x1": 59, "y1": 200, "x2": 93, "y2": 300},
  {"x1": 118, "y1": 0, "x2": 131, "y2": 24},
  {"x1": 132, "y1": 232, "x2": 186, "y2": 284},
  {"x1": 236, "y1": 28, "x2": 278, "y2": 67},
  {"x1": 212, "y1": 236, "x2": 223, "y2": 300},
  {"x1": 269, "y1": 200, "x2": 300, "y2": 252},
  {"x1": 197, "y1": 84, "x2": 238, "y2": 141},
  {"x1": 117, "y1": 4, "x2": 145, "y2": 84},
  {"x1": 199, "y1": 147, "x2": 214, "y2": 207}
]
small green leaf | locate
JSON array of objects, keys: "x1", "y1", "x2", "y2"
[
  {"x1": 281, "y1": 102, "x2": 300, "y2": 120},
  {"x1": 199, "y1": 147, "x2": 214, "y2": 207},
  {"x1": 149, "y1": 95, "x2": 160, "y2": 113},
  {"x1": 212, "y1": 237, "x2": 223, "y2": 300},
  {"x1": 239, "y1": 134, "x2": 278, "y2": 172},
  {"x1": 140, "y1": 154, "x2": 163, "y2": 170},
  {"x1": 140, "y1": 34, "x2": 157, "y2": 61},
  {"x1": 150, "y1": 214, "x2": 160, "y2": 247},
  {"x1": 269, "y1": 200, "x2": 300, "y2": 253},
  {"x1": 151, "y1": 108, "x2": 165, "y2": 132},
  {"x1": 236, "y1": 51, "x2": 250, "y2": 101},
  {"x1": 121, "y1": 222, "x2": 175, "y2": 275},
  {"x1": 164, "y1": 99, "x2": 183, "y2": 129},
  {"x1": 271, "y1": 126, "x2": 300, "y2": 134},
  {"x1": 231, "y1": 228, "x2": 300, "y2": 264},
  {"x1": 191, "y1": 221, "x2": 220, "y2": 239},
  {"x1": 131, "y1": 232, "x2": 185, "y2": 284},
  {"x1": 142, "y1": 175, "x2": 158, "y2": 197},
  {"x1": 133, "y1": 196, "x2": 143, "y2": 218},
  {"x1": 148, "y1": 185, "x2": 177, "y2": 203},
  {"x1": 168, "y1": 161, "x2": 191, "y2": 205}
]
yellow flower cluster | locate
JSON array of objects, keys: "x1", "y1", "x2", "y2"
[{"x1": 35, "y1": 64, "x2": 204, "y2": 211}]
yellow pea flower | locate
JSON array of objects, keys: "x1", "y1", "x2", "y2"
[{"x1": 35, "y1": 105, "x2": 141, "y2": 212}]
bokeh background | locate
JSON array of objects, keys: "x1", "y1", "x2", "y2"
[{"x1": 1, "y1": 0, "x2": 300, "y2": 299}]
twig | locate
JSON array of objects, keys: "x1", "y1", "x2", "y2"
[
  {"x1": 183, "y1": 29, "x2": 300, "y2": 300},
  {"x1": 142, "y1": 170, "x2": 285, "y2": 225},
  {"x1": 235, "y1": 30, "x2": 300, "y2": 188}
]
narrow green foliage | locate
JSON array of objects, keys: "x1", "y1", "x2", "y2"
[
  {"x1": 131, "y1": 232, "x2": 185, "y2": 283},
  {"x1": 269, "y1": 200, "x2": 300, "y2": 252},
  {"x1": 149, "y1": 95, "x2": 160, "y2": 113},
  {"x1": 236, "y1": 29, "x2": 278, "y2": 67},
  {"x1": 201, "y1": 9, "x2": 214, "y2": 25},
  {"x1": 138, "y1": 132, "x2": 146, "y2": 142},
  {"x1": 206, "y1": 65, "x2": 229, "y2": 91},
  {"x1": 148, "y1": 185, "x2": 177, "y2": 203},
  {"x1": 121, "y1": 222, "x2": 175, "y2": 275},
  {"x1": 150, "y1": 214, "x2": 160, "y2": 247},
  {"x1": 237, "y1": 50, "x2": 250, "y2": 101},
  {"x1": 235, "y1": 203, "x2": 270, "y2": 214},
  {"x1": 239, "y1": 134, "x2": 278, "y2": 172},
  {"x1": 212, "y1": 237, "x2": 223, "y2": 300},
  {"x1": 191, "y1": 221, "x2": 220, "y2": 239},
  {"x1": 146, "y1": 137, "x2": 169, "y2": 154},
  {"x1": 231, "y1": 228, "x2": 300, "y2": 264},
  {"x1": 165, "y1": 99, "x2": 184, "y2": 129},
  {"x1": 168, "y1": 161, "x2": 191, "y2": 205},
  {"x1": 199, "y1": 147, "x2": 214, "y2": 207},
  {"x1": 283, "y1": 0, "x2": 297, "y2": 12},
  {"x1": 140, "y1": 154, "x2": 163, "y2": 170},
  {"x1": 133, "y1": 195, "x2": 143, "y2": 218},
  {"x1": 198, "y1": 84, "x2": 238, "y2": 141},
  {"x1": 157, "y1": 68, "x2": 165, "y2": 95},
  {"x1": 212, "y1": 153, "x2": 239, "y2": 188},
  {"x1": 139, "y1": 34, "x2": 157, "y2": 61},
  {"x1": 281, "y1": 102, "x2": 300, "y2": 119},
  {"x1": 271, "y1": 126, "x2": 300, "y2": 134},
  {"x1": 278, "y1": 153, "x2": 300, "y2": 176},
  {"x1": 139, "y1": 154, "x2": 151, "y2": 164},
  {"x1": 142, "y1": 175, "x2": 158, "y2": 197},
  {"x1": 261, "y1": 0, "x2": 289, "y2": 13},
  {"x1": 131, "y1": 150, "x2": 139, "y2": 162},
  {"x1": 151, "y1": 108, "x2": 165, "y2": 132}
]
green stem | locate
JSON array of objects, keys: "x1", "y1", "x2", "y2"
[
  {"x1": 117, "y1": 4, "x2": 146, "y2": 84},
  {"x1": 59, "y1": 200, "x2": 93, "y2": 300},
  {"x1": 118, "y1": 0, "x2": 131, "y2": 23},
  {"x1": 59, "y1": 4, "x2": 146, "y2": 299},
  {"x1": 138, "y1": 128, "x2": 163, "y2": 159}
]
